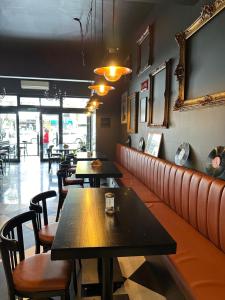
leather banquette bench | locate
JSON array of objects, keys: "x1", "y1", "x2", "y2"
[{"x1": 114, "y1": 143, "x2": 225, "y2": 300}]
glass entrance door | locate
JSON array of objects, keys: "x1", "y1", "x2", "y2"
[
  {"x1": 18, "y1": 112, "x2": 40, "y2": 157},
  {"x1": 62, "y1": 113, "x2": 87, "y2": 150},
  {"x1": 41, "y1": 114, "x2": 59, "y2": 159}
]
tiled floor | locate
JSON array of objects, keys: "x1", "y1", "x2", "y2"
[{"x1": 0, "y1": 157, "x2": 185, "y2": 300}]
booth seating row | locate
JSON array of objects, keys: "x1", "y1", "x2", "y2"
[{"x1": 114, "y1": 143, "x2": 225, "y2": 300}]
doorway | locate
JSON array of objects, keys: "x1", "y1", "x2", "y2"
[
  {"x1": 41, "y1": 114, "x2": 59, "y2": 160},
  {"x1": 18, "y1": 112, "x2": 40, "y2": 157}
]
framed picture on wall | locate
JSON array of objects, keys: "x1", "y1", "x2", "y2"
[
  {"x1": 140, "y1": 97, "x2": 147, "y2": 123},
  {"x1": 121, "y1": 92, "x2": 128, "y2": 124},
  {"x1": 148, "y1": 60, "x2": 171, "y2": 128},
  {"x1": 127, "y1": 92, "x2": 139, "y2": 133},
  {"x1": 136, "y1": 25, "x2": 153, "y2": 74},
  {"x1": 145, "y1": 133, "x2": 162, "y2": 157}
]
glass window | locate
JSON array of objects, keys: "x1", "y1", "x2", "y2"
[
  {"x1": 63, "y1": 97, "x2": 89, "y2": 108},
  {"x1": 62, "y1": 113, "x2": 87, "y2": 148},
  {"x1": 0, "y1": 113, "x2": 18, "y2": 159},
  {"x1": 20, "y1": 97, "x2": 40, "y2": 106},
  {"x1": 0, "y1": 95, "x2": 17, "y2": 106},
  {"x1": 40, "y1": 98, "x2": 60, "y2": 107}
]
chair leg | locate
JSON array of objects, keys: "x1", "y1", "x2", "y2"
[
  {"x1": 73, "y1": 261, "x2": 78, "y2": 295},
  {"x1": 48, "y1": 159, "x2": 52, "y2": 173},
  {"x1": 79, "y1": 258, "x2": 82, "y2": 270},
  {"x1": 56, "y1": 195, "x2": 65, "y2": 222},
  {"x1": 62, "y1": 289, "x2": 70, "y2": 300}
]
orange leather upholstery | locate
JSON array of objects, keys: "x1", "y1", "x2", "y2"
[
  {"x1": 115, "y1": 144, "x2": 225, "y2": 300},
  {"x1": 148, "y1": 202, "x2": 225, "y2": 300},
  {"x1": 38, "y1": 222, "x2": 58, "y2": 245},
  {"x1": 13, "y1": 253, "x2": 72, "y2": 293}
]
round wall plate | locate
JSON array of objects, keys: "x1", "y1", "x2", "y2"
[
  {"x1": 206, "y1": 146, "x2": 225, "y2": 177},
  {"x1": 175, "y1": 142, "x2": 190, "y2": 166}
]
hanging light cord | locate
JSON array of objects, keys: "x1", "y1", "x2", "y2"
[
  {"x1": 73, "y1": 0, "x2": 95, "y2": 67},
  {"x1": 102, "y1": 0, "x2": 103, "y2": 47},
  {"x1": 113, "y1": 0, "x2": 115, "y2": 43},
  {"x1": 73, "y1": 18, "x2": 86, "y2": 67}
]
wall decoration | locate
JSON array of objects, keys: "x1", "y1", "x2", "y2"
[
  {"x1": 145, "y1": 133, "x2": 162, "y2": 157},
  {"x1": 136, "y1": 25, "x2": 153, "y2": 74},
  {"x1": 100, "y1": 117, "x2": 111, "y2": 128},
  {"x1": 174, "y1": 0, "x2": 225, "y2": 110},
  {"x1": 175, "y1": 142, "x2": 190, "y2": 166},
  {"x1": 124, "y1": 54, "x2": 132, "y2": 81},
  {"x1": 148, "y1": 60, "x2": 171, "y2": 128},
  {"x1": 206, "y1": 146, "x2": 225, "y2": 177},
  {"x1": 141, "y1": 79, "x2": 149, "y2": 91},
  {"x1": 138, "y1": 137, "x2": 145, "y2": 152},
  {"x1": 127, "y1": 92, "x2": 139, "y2": 133},
  {"x1": 125, "y1": 135, "x2": 132, "y2": 148},
  {"x1": 140, "y1": 97, "x2": 147, "y2": 123},
  {"x1": 121, "y1": 92, "x2": 128, "y2": 124}
]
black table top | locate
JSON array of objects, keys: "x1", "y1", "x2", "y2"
[
  {"x1": 76, "y1": 151, "x2": 107, "y2": 161},
  {"x1": 75, "y1": 161, "x2": 122, "y2": 179},
  {"x1": 51, "y1": 188, "x2": 176, "y2": 260},
  {"x1": 54, "y1": 144, "x2": 78, "y2": 152}
]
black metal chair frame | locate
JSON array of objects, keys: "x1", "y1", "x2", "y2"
[
  {"x1": 29, "y1": 190, "x2": 57, "y2": 252},
  {"x1": 56, "y1": 169, "x2": 68, "y2": 222},
  {"x1": 0, "y1": 210, "x2": 71, "y2": 300},
  {"x1": 47, "y1": 145, "x2": 62, "y2": 173}
]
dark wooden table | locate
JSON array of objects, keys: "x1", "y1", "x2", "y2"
[
  {"x1": 51, "y1": 187, "x2": 177, "y2": 300},
  {"x1": 75, "y1": 161, "x2": 122, "y2": 187},
  {"x1": 54, "y1": 144, "x2": 78, "y2": 154},
  {"x1": 76, "y1": 151, "x2": 107, "y2": 161}
]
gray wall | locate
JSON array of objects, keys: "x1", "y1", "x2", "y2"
[
  {"x1": 120, "y1": 0, "x2": 225, "y2": 173},
  {"x1": 96, "y1": 89, "x2": 121, "y2": 160}
]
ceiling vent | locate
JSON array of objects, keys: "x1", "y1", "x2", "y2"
[{"x1": 21, "y1": 80, "x2": 49, "y2": 90}]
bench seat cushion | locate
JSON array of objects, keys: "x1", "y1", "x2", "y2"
[
  {"x1": 147, "y1": 202, "x2": 225, "y2": 300},
  {"x1": 115, "y1": 162, "x2": 161, "y2": 203},
  {"x1": 114, "y1": 162, "x2": 134, "y2": 179}
]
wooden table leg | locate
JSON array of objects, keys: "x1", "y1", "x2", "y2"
[{"x1": 102, "y1": 257, "x2": 113, "y2": 300}]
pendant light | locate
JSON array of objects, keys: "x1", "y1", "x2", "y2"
[
  {"x1": 86, "y1": 93, "x2": 103, "y2": 111},
  {"x1": 88, "y1": 82, "x2": 115, "y2": 96},
  {"x1": 94, "y1": 0, "x2": 132, "y2": 82}
]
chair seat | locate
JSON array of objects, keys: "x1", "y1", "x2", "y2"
[
  {"x1": 13, "y1": 253, "x2": 72, "y2": 293},
  {"x1": 38, "y1": 222, "x2": 58, "y2": 245}
]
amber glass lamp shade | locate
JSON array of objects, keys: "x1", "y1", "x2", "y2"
[
  {"x1": 88, "y1": 84, "x2": 115, "y2": 96},
  {"x1": 94, "y1": 65, "x2": 132, "y2": 82},
  {"x1": 86, "y1": 94, "x2": 103, "y2": 111}
]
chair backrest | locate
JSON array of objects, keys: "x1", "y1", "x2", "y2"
[
  {"x1": 57, "y1": 169, "x2": 67, "y2": 193},
  {"x1": 29, "y1": 190, "x2": 57, "y2": 230},
  {"x1": 0, "y1": 211, "x2": 40, "y2": 292}
]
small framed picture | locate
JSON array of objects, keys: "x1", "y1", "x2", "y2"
[
  {"x1": 121, "y1": 92, "x2": 128, "y2": 124},
  {"x1": 145, "y1": 133, "x2": 162, "y2": 157},
  {"x1": 140, "y1": 97, "x2": 147, "y2": 123}
]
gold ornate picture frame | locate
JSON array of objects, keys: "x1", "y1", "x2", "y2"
[
  {"x1": 148, "y1": 60, "x2": 171, "y2": 128},
  {"x1": 121, "y1": 92, "x2": 128, "y2": 124},
  {"x1": 127, "y1": 92, "x2": 139, "y2": 133},
  {"x1": 136, "y1": 25, "x2": 153, "y2": 74},
  {"x1": 174, "y1": 0, "x2": 225, "y2": 111}
]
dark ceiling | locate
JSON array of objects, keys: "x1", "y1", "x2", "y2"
[
  {"x1": 0, "y1": 0, "x2": 198, "y2": 80},
  {"x1": 0, "y1": 0, "x2": 198, "y2": 43}
]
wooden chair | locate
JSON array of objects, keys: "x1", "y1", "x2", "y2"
[
  {"x1": 56, "y1": 169, "x2": 69, "y2": 222},
  {"x1": 47, "y1": 145, "x2": 61, "y2": 173},
  {"x1": 29, "y1": 190, "x2": 58, "y2": 252},
  {"x1": 56, "y1": 168, "x2": 82, "y2": 221},
  {"x1": 0, "y1": 210, "x2": 72, "y2": 300},
  {"x1": 0, "y1": 158, "x2": 4, "y2": 175}
]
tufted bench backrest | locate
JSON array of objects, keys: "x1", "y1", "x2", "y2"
[{"x1": 116, "y1": 144, "x2": 225, "y2": 253}]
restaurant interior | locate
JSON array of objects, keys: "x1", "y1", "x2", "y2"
[{"x1": 0, "y1": 0, "x2": 225, "y2": 299}]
